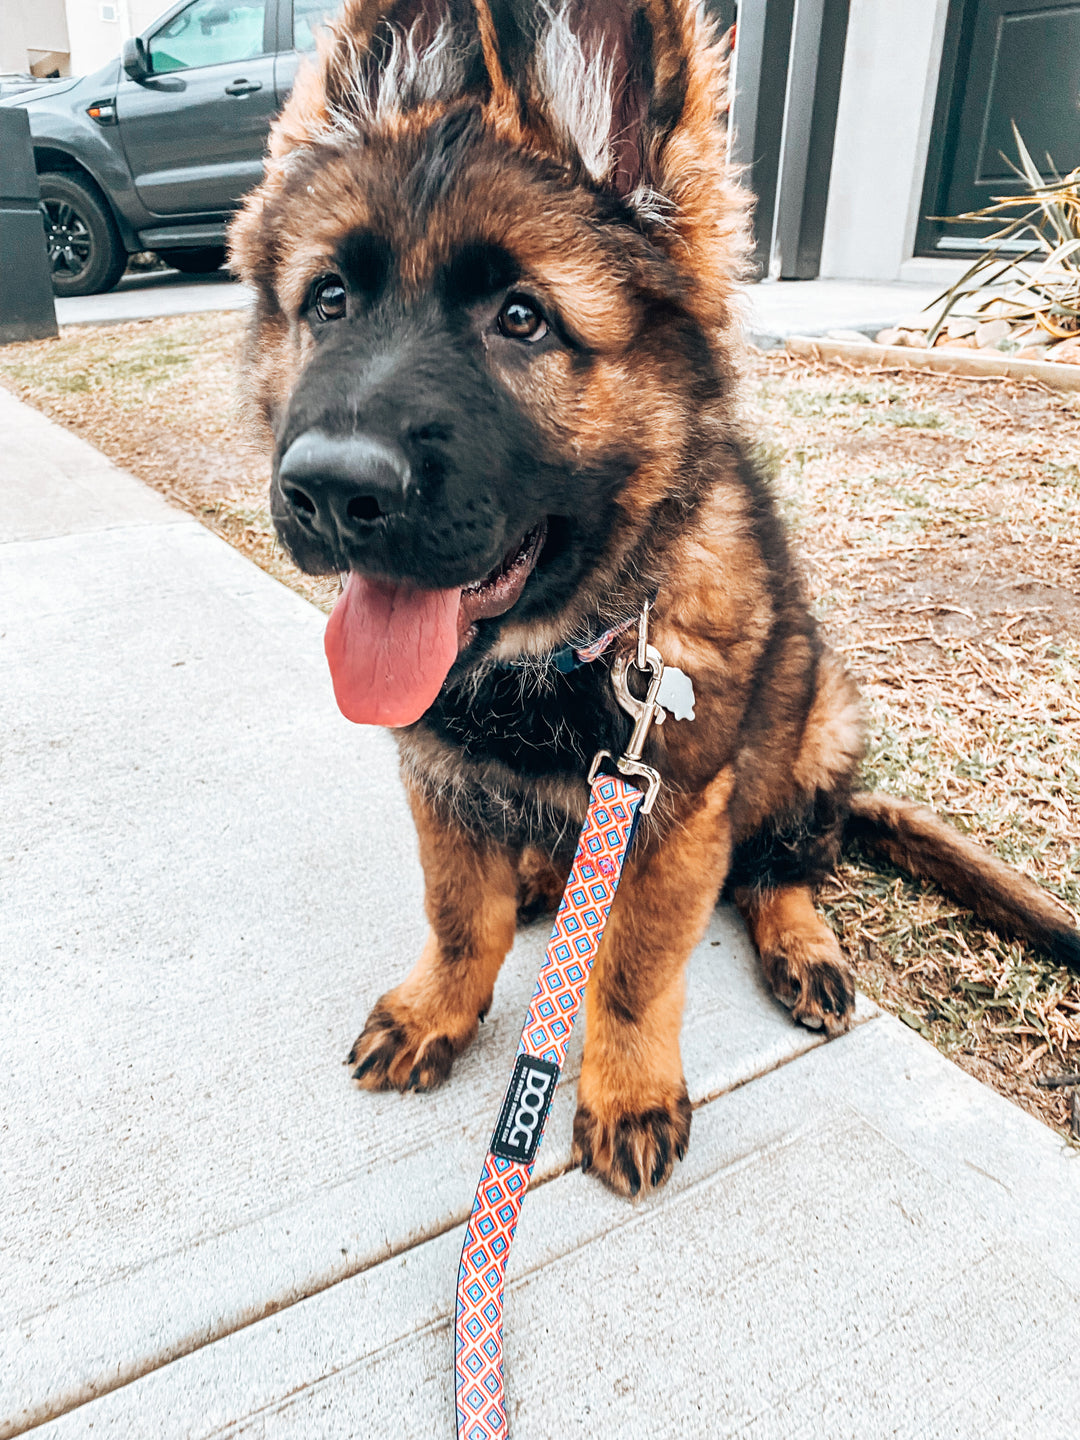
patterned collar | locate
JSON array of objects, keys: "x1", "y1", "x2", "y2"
[{"x1": 550, "y1": 613, "x2": 639, "y2": 672}]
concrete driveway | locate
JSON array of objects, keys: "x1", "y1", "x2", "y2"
[{"x1": 52, "y1": 266, "x2": 253, "y2": 327}]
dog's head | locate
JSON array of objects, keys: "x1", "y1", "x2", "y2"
[{"x1": 230, "y1": 0, "x2": 746, "y2": 725}]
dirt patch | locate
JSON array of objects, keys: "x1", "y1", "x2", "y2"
[
  {"x1": 0, "y1": 313, "x2": 340, "y2": 609},
  {"x1": 2, "y1": 320, "x2": 1078, "y2": 1137},
  {"x1": 747, "y1": 352, "x2": 1080, "y2": 1139}
]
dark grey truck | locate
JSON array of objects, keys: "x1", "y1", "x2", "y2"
[{"x1": 0, "y1": 0, "x2": 337, "y2": 295}]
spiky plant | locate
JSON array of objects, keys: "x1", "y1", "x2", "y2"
[{"x1": 926, "y1": 123, "x2": 1080, "y2": 346}]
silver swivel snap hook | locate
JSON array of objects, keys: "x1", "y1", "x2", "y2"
[{"x1": 589, "y1": 599, "x2": 666, "y2": 813}]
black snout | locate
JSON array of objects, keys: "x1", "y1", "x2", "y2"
[{"x1": 278, "y1": 431, "x2": 411, "y2": 541}]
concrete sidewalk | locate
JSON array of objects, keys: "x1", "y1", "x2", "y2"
[
  {"x1": 743, "y1": 277, "x2": 946, "y2": 348},
  {"x1": 53, "y1": 267, "x2": 947, "y2": 346},
  {"x1": 2, "y1": 387, "x2": 1078, "y2": 1439}
]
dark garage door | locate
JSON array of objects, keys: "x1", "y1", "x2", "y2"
[{"x1": 918, "y1": 0, "x2": 1080, "y2": 252}]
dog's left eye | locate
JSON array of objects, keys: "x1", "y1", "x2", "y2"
[
  {"x1": 312, "y1": 276, "x2": 347, "y2": 322},
  {"x1": 497, "y1": 294, "x2": 548, "y2": 342}
]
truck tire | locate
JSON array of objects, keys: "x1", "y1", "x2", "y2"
[
  {"x1": 38, "y1": 172, "x2": 127, "y2": 297},
  {"x1": 157, "y1": 247, "x2": 226, "y2": 275}
]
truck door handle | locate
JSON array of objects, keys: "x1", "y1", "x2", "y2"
[{"x1": 224, "y1": 79, "x2": 262, "y2": 96}]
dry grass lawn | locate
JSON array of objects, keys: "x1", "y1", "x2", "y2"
[{"x1": 2, "y1": 314, "x2": 1078, "y2": 1138}]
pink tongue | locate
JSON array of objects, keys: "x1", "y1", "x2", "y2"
[{"x1": 324, "y1": 572, "x2": 462, "y2": 727}]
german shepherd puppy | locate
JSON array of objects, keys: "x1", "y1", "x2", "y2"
[{"x1": 230, "y1": 0, "x2": 1080, "y2": 1196}]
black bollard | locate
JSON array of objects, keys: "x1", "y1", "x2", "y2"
[{"x1": 0, "y1": 107, "x2": 58, "y2": 343}]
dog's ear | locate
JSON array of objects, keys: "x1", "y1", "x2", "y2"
[
  {"x1": 231, "y1": 0, "x2": 488, "y2": 290},
  {"x1": 472, "y1": 0, "x2": 747, "y2": 321},
  {"x1": 472, "y1": 1, "x2": 730, "y2": 212},
  {"x1": 270, "y1": 0, "x2": 488, "y2": 156}
]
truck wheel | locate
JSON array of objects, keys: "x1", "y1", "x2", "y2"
[
  {"x1": 38, "y1": 172, "x2": 127, "y2": 297},
  {"x1": 157, "y1": 247, "x2": 226, "y2": 275}
]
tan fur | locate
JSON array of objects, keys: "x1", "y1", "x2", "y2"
[
  {"x1": 848, "y1": 792, "x2": 1080, "y2": 958},
  {"x1": 471, "y1": 0, "x2": 527, "y2": 140},
  {"x1": 573, "y1": 767, "x2": 734, "y2": 1194},
  {"x1": 644, "y1": 0, "x2": 748, "y2": 330},
  {"x1": 348, "y1": 782, "x2": 517, "y2": 1089},
  {"x1": 790, "y1": 648, "x2": 864, "y2": 798},
  {"x1": 515, "y1": 846, "x2": 571, "y2": 921},
  {"x1": 735, "y1": 885, "x2": 855, "y2": 1038}
]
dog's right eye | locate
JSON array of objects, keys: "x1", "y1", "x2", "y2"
[
  {"x1": 312, "y1": 276, "x2": 347, "y2": 322},
  {"x1": 497, "y1": 294, "x2": 547, "y2": 342}
]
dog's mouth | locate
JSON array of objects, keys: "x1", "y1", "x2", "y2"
[
  {"x1": 459, "y1": 519, "x2": 548, "y2": 636},
  {"x1": 324, "y1": 521, "x2": 548, "y2": 727}
]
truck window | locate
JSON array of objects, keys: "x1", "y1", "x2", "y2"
[
  {"x1": 294, "y1": 0, "x2": 341, "y2": 52},
  {"x1": 148, "y1": 0, "x2": 268, "y2": 73}
]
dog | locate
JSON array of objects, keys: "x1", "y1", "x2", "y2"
[{"x1": 229, "y1": 0, "x2": 1080, "y2": 1198}]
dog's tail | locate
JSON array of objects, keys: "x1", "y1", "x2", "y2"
[{"x1": 845, "y1": 791, "x2": 1080, "y2": 970}]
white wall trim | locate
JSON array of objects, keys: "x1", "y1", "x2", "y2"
[{"x1": 819, "y1": 0, "x2": 951, "y2": 282}]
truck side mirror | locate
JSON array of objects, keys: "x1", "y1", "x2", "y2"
[{"x1": 121, "y1": 37, "x2": 151, "y2": 82}]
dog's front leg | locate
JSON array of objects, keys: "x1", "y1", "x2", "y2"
[
  {"x1": 573, "y1": 771, "x2": 734, "y2": 1196},
  {"x1": 348, "y1": 785, "x2": 517, "y2": 1092}
]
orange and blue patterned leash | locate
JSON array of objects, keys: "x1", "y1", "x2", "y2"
[
  {"x1": 455, "y1": 603, "x2": 675, "y2": 1440},
  {"x1": 454, "y1": 771, "x2": 644, "y2": 1440}
]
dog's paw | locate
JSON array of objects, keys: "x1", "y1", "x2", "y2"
[
  {"x1": 762, "y1": 936, "x2": 855, "y2": 1038},
  {"x1": 572, "y1": 1087, "x2": 691, "y2": 1198},
  {"x1": 346, "y1": 996, "x2": 472, "y2": 1093}
]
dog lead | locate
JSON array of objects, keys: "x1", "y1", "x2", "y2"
[{"x1": 454, "y1": 600, "x2": 684, "y2": 1438}]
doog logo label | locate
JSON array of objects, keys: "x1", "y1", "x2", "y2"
[{"x1": 490, "y1": 1054, "x2": 560, "y2": 1165}]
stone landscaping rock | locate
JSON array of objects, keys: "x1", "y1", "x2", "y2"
[
  {"x1": 867, "y1": 308, "x2": 1080, "y2": 366},
  {"x1": 1011, "y1": 325, "x2": 1054, "y2": 349},
  {"x1": 902, "y1": 330, "x2": 928, "y2": 348},
  {"x1": 1047, "y1": 335, "x2": 1080, "y2": 363},
  {"x1": 934, "y1": 332, "x2": 974, "y2": 348},
  {"x1": 975, "y1": 318, "x2": 1011, "y2": 348}
]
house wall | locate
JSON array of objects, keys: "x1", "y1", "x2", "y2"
[
  {"x1": 819, "y1": 0, "x2": 950, "y2": 280},
  {"x1": 1, "y1": 0, "x2": 70, "y2": 75},
  {"x1": 62, "y1": 0, "x2": 172, "y2": 77}
]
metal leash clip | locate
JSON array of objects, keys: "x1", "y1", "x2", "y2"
[{"x1": 589, "y1": 599, "x2": 665, "y2": 814}]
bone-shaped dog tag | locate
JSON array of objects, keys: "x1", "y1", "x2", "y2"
[{"x1": 656, "y1": 665, "x2": 696, "y2": 721}]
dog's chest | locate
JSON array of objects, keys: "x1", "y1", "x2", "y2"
[
  {"x1": 436, "y1": 663, "x2": 622, "y2": 772},
  {"x1": 408, "y1": 662, "x2": 630, "y2": 854}
]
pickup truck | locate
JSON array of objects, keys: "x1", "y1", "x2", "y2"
[{"x1": 0, "y1": 0, "x2": 337, "y2": 295}]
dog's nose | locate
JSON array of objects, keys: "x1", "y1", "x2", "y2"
[{"x1": 278, "y1": 431, "x2": 410, "y2": 536}]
